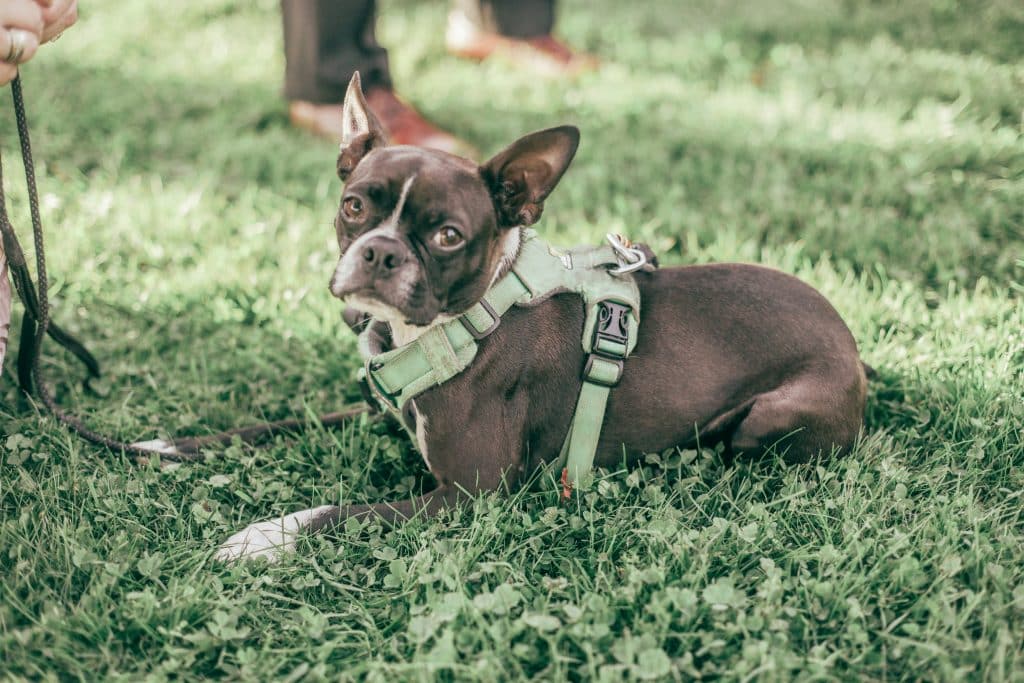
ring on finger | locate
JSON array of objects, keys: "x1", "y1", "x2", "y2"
[{"x1": 4, "y1": 29, "x2": 30, "y2": 65}]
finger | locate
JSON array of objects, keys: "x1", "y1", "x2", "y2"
[
  {"x1": 0, "y1": 63, "x2": 17, "y2": 86},
  {"x1": 40, "y1": 0, "x2": 74, "y2": 26},
  {"x1": 1, "y1": 1, "x2": 45, "y2": 35},
  {"x1": 0, "y1": 28, "x2": 40, "y2": 65},
  {"x1": 41, "y1": 1, "x2": 76, "y2": 43}
]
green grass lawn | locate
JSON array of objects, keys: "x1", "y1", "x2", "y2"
[{"x1": 2, "y1": 0, "x2": 1023, "y2": 679}]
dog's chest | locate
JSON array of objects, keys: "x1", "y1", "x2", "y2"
[{"x1": 404, "y1": 400, "x2": 432, "y2": 472}]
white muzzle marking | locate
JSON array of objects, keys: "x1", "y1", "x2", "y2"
[{"x1": 330, "y1": 174, "x2": 417, "y2": 298}]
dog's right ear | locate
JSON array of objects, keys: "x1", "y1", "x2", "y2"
[
  {"x1": 481, "y1": 126, "x2": 580, "y2": 228},
  {"x1": 337, "y1": 72, "x2": 387, "y2": 181}
]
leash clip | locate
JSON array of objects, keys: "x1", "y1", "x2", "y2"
[{"x1": 606, "y1": 233, "x2": 648, "y2": 275}]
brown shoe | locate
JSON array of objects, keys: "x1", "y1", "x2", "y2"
[
  {"x1": 445, "y1": 9, "x2": 598, "y2": 77},
  {"x1": 289, "y1": 88, "x2": 476, "y2": 158}
]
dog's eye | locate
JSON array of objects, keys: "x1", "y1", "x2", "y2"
[
  {"x1": 342, "y1": 197, "x2": 364, "y2": 220},
  {"x1": 433, "y1": 226, "x2": 464, "y2": 249}
]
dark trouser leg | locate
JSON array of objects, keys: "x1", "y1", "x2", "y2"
[
  {"x1": 281, "y1": 0, "x2": 391, "y2": 104},
  {"x1": 455, "y1": 0, "x2": 556, "y2": 38}
]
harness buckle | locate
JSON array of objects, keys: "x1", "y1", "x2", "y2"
[
  {"x1": 363, "y1": 359, "x2": 401, "y2": 410},
  {"x1": 606, "y1": 233, "x2": 648, "y2": 276},
  {"x1": 459, "y1": 298, "x2": 501, "y2": 340},
  {"x1": 595, "y1": 300, "x2": 630, "y2": 349},
  {"x1": 582, "y1": 300, "x2": 631, "y2": 387}
]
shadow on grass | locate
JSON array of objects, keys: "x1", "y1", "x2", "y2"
[{"x1": 0, "y1": 292, "x2": 364, "y2": 437}]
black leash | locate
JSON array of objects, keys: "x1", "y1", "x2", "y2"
[
  {"x1": 0, "y1": 78, "x2": 100, "y2": 390},
  {"x1": 1, "y1": 76, "x2": 371, "y2": 463}
]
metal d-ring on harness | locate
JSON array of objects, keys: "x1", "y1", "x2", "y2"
[
  {"x1": 358, "y1": 229, "x2": 657, "y2": 500},
  {"x1": 607, "y1": 232, "x2": 649, "y2": 275},
  {"x1": 1, "y1": 77, "x2": 372, "y2": 463}
]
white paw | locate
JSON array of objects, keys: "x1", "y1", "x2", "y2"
[
  {"x1": 130, "y1": 439, "x2": 181, "y2": 455},
  {"x1": 214, "y1": 506, "x2": 335, "y2": 563},
  {"x1": 214, "y1": 519, "x2": 297, "y2": 563}
]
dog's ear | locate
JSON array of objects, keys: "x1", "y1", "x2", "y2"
[
  {"x1": 480, "y1": 126, "x2": 580, "y2": 227},
  {"x1": 337, "y1": 72, "x2": 388, "y2": 181}
]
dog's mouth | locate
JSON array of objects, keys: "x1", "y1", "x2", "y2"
[{"x1": 334, "y1": 285, "x2": 440, "y2": 327}]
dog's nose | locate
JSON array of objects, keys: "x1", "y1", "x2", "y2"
[{"x1": 360, "y1": 236, "x2": 407, "y2": 277}]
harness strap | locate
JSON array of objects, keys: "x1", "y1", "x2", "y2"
[
  {"x1": 558, "y1": 299, "x2": 630, "y2": 496},
  {"x1": 365, "y1": 269, "x2": 531, "y2": 408},
  {"x1": 561, "y1": 378, "x2": 613, "y2": 485},
  {"x1": 463, "y1": 267, "x2": 532, "y2": 335}
]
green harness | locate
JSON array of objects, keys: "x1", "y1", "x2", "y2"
[{"x1": 357, "y1": 229, "x2": 651, "y2": 496}]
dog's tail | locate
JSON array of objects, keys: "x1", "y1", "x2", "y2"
[{"x1": 862, "y1": 362, "x2": 878, "y2": 380}]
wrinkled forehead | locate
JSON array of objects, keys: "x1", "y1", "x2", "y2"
[{"x1": 344, "y1": 147, "x2": 492, "y2": 215}]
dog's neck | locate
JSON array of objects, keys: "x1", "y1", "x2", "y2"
[
  {"x1": 488, "y1": 227, "x2": 523, "y2": 289},
  {"x1": 363, "y1": 227, "x2": 523, "y2": 348}
]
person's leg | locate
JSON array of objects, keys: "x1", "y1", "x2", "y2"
[
  {"x1": 484, "y1": 0, "x2": 555, "y2": 38},
  {"x1": 283, "y1": 0, "x2": 473, "y2": 155},
  {"x1": 447, "y1": 0, "x2": 596, "y2": 75},
  {"x1": 455, "y1": 0, "x2": 554, "y2": 39},
  {"x1": 282, "y1": 0, "x2": 391, "y2": 103}
]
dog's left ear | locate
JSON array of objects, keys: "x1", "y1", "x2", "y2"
[
  {"x1": 337, "y1": 72, "x2": 388, "y2": 181},
  {"x1": 481, "y1": 126, "x2": 580, "y2": 227}
]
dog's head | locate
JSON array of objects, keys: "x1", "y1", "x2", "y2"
[{"x1": 328, "y1": 73, "x2": 579, "y2": 327}]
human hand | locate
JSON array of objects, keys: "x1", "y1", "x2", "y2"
[
  {"x1": 0, "y1": 0, "x2": 43, "y2": 85},
  {"x1": 0, "y1": 0, "x2": 78, "y2": 86}
]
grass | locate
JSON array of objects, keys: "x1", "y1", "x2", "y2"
[{"x1": 1, "y1": 0, "x2": 1023, "y2": 679}]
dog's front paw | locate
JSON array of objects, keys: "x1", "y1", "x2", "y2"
[
  {"x1": 214, "y1": 506, "x2": 337, "y2": 564},
  {"x1": 215, "y1": 519, "x2": 297, "y2": 563}
]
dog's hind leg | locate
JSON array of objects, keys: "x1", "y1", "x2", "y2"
[
  {"x1": 727, "y1": 372, "x2": 865, "y2": 464},
  {"x1": 214, "y1": 486, "x2": 455, "y2": 563},
  {"x1": 682, "y1": 399, "x2": 757, "y2": 467}
]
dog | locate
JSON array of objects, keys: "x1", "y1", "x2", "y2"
[{"x1": 215, "y1": 73, "x2": 868, "y2": 562}]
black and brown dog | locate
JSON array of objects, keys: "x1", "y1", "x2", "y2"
[{"x1": 216, "y1": 74, "x2": 868, "y2": 562}]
